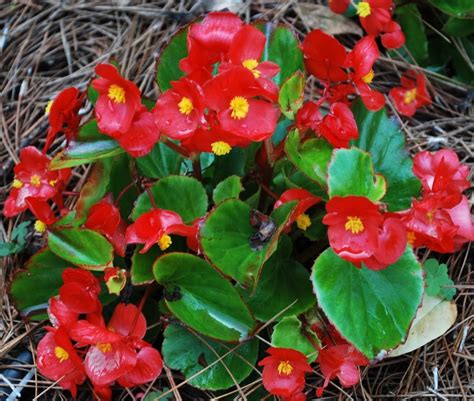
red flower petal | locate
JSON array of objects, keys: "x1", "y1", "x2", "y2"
[{"x1": 117, "y1": 346, "x2": 163, "y2": 387}]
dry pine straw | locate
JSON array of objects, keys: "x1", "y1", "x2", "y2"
[{"x1": 0, "y1": 1, "x2": 472, "y2": 400}]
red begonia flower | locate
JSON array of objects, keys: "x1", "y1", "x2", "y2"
[
  {"x1": 203, "y1": 67, "x2": 279, "y2": 142},
  {"x1": 316, "y1": 344, "x2": 368, "y2": 397},
  {"x1": 329, "y1": 0, "x2": 350, "y2": 14},
  {"x1": 85, "y1": 196, "x2": 127, "y2": 257},
  {"x1": 317, "y1": 102, "x2": 359, "y2": 148},
  {"x1": 390, "y1": 71, "x2": 432, "y2": 117},
  {"x1": 48, "y1": 297, "x2": 79, "y2": 331},
  {"x1": 125, "y1": 209, "x2": 189, "y2": 253},
  {"x1": 274, "y1": 189, "x2": 321, "y2": 231},
  {"x1": 104, "y1": 267, "x2": 127, "y2": 295},
  {"x1": 37, "y1": 327, "x2": 86, "y2": 398},
  {"x1": 413, "y1": 149, "x2": 469, "y2": 208},
  {"x1": 401, "y1": 197, "x2": 458, "y2": 253},
  {"x1": 112, "y1": 106, "x2": 159, "y2": 157},
  {"x1": 153, "y1": 77, "x2": 207, "y2": 139},
  {"x1": 258, "y1": 347, "x2": 312, "y2": 398},
  {"x1": 25, "y1": 197, "x2": 58, "y2": 233},
  {"x1": 323, "y1": 196, "x2": 384, "y2": 264},
  {"x1": 44, "y1": 87, "x2": 84, "y2": 152},
  {"x1": 446, "y1": 195, "x2": 474, "y2": 250},
  {"x1": 59, "y1": 268, "x2": 102, "y2": 314},
  {"x1": 117, "y1": 346, "x2": 164, "y2": 387},
  {"x1": 326, "y1": 84, "x2": 356, "y2": 106},
  {"x1": 93, "y1": 385, "x2": 112, "y2": 401},
  {"x1": 346, "y1": 35, "x2": 384, "y2": 111},
  {"x1": 3, "y1": 146, "x2": 71, "y2": 218},
  {"x1": 381, "y1": 21, "x2": 405, "y2": 49},
  {"x1": 92, "y1": 63, "x2": 141, "y2": 135},
  {"x1": 222, "y1": 24, "x2": 280, "y2": 99},
  {"x1": 301, "y1": 29, "x2": 347, "y2": 82},
  {"x1": 295, "y1": 101, "x2": 321, "y2": 133}
]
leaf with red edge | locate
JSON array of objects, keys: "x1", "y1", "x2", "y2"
[{"x1": 156, "y1": 28, "x2": 188, "y2": 91}]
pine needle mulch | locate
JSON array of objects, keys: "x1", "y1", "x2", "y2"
[{"x1": 0, "y1": 1, "x2": 472, "y2": 400}]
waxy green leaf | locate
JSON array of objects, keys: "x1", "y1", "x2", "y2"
[
  {"x1": 131, "y1": 245, "x2": 162, "y2": 285},
  {"x1": 136, "y1": 142, "x2": 183, "y2": 179},
  {"x1": 153, "y1": 252, "x2": 256, "y2": 341},
  {"x1": 279, "y1": 71, "x2": 305, "y2": 119},
  {"x1": 48, "y1": 228, "x2": 114, "y2": 270},
  {"x1": 352, "y1": 100, "x2": 421, "y2": 211},
  {"x1": 162, "y1": 324, "x2": 258, "y2": 390},
  {"x1": 200, "y1": 199, "x2": 296, "y2": 288},
  {"x1": 213, "y1": 175, "x2": 243, "y2": 205},
  {"x1": 428, "y1": 0, "x2": 474, "y2": 18},
  {"x1": 156, "y1": 28, "x2": 188, "y2": 91},
  {"x1": 285, "y1": 129, "x2": 333, "y2": 188},
  {"x1": 131, "y1": 175, "x2": 208, "y2": 224},
  {"x1": 396, "y1": 5, "x2": 429, "y2": 64},
  {"x1": 327, "y1": 148, "x2": 386, "y2": 201},
  {"x1": 312, "y1": 248, "x2": 423, "y2": 358}
]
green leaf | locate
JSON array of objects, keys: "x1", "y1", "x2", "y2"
[
  {"x1": 162, "y1": 324, "x2": 258, "y2": 390},
  {"x1": 107, "y1": 154, "x2": 137, "y2": 218},
  {"x1": 443, "y1": 17, "x2": 474, "y2": 36},
  {"x1": 0, "y1": 222, "x2": 31, "y2": 256},
  {"x1": 50, "y1": 138, "x2": 124, "y2": 169},
  {"x1": 131, "y1": 245, "x2": 162, "y2": 285},
  {"x1": 9, "y1": 247, "x2": 70, "y2": 317},
  {"x1": 213, "y1": 176, "x2": 243, "y2": 205},
  {"x1": 156, "y1": 28, "x2": 188, "y2": 91},
  {"x1": 271, "y1": 316, "x2": 319, "y2": 362},
  {"x1": 352, "y1": 100, "x2": 421, "y2": 211},
  {"x1": 153, "y1": 253, "x2": 256, "y2": 341},
  {"x1": 312, "y1": 248, "x2": 423, "y2": 358},
  {"x1": 285, "y1": 129, "x2": 333, "y2": 188},
  {"x1": 396, "y1": 5, "x2": 429, "y2": 64},
  {"x1": 200, "y1": 199, "x2": 295, "y2": 287},
  {"x1": 278, "y1": 71, "x2": 305, "y2": 119},
  {"x1": 428, "y1": 0, "x2": 474, "y2": 18},
  {"x1": 136, "y1": 142, "x2": 183, "y2": 179},
  {"x1": 131, "y1": 175, "x2": 208, "y2": 224},
  {"x1": 48, "y1": 228, "x2": 114, "y2": 270},
  {"x1": 143, "y1": 390, "x2": 173, "y2": 401},
  {"x1": 240, "y1": 235, "x2": 315, "y2": 322},
  {"x1": 423, "y1": 259, "x2": 456, "y2": 300},
  {"x1": 87, "y1": 84, "x2": 99, "y2": 106},
  {"x1": 261, "y1": 24, "x2": 304, "y2": 86},
  {"x1": 75, "y1": 158, "x2": 113, "y2": 222},
  {"x1": 327, "y1": 148, "x2": 386, "y2": 201}
]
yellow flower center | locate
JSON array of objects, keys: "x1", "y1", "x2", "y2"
[
  {"x1": 356, "y1": 1, "x2": 372, "y2": 18},
  {"x1": 34, "y1": 220, "x2": 47, "y2": 233},
  {"x1": 108, "y1": 84, "x2": 126, "y2": 104},
  {"x1": 178, "y1": 96, "x2": 194, "y2": 115},
  {"x1": 345, "y1": 216, "x2": 364, "y2": 234},
  {"x1": 12, "y1": 179, "x2": 23, "y2": 189},
  {"x1": 277, "y1": 360, "x2": 293, "y2": 375},
  {"x1": 242, "y1": 59, "x2": 261, "y2": 78},
  {"x1": 49, "y1": 179, "x2": 58, "y2": 187},
  {"x1": 296, "y1": 213, "x2": 312, "y2": 231},
  {"x1": 97, "y1": 343, "x2": 112, "y2": 353},
  {"x1": 407, "y1": 231, "x2": 416, "y2": 246},
  {"x1": 403, "y1": 88, "x2": 417, "y2": 105},
  {"x1": 426, "y1": 210, "x2": 434, "y2": 223},
  {"x1": 45, "y1": 100, "x2": 54, "y2": 115},
  {"x1": 54, "y1": 346, "x2": 69, "y2": 363},
  {"x1": 30, "y1": 175, "x2": 41, "y2": 187},
  {"x1": 361, "y1": 69, "x2": 374, "y2": 84},
  {"x1": 229, "y1": 96, "x2": 249, "y2": 119},
  {"x1": 211, "y1": 141, "x2": 232, "y2": 156},
  {"x1": 158, "y1": 234, "x2": 172, "y2": 251}
]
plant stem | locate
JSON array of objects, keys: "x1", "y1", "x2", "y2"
[{"x1": 192, "y1": 154, "x2": 202, "y2": 180}]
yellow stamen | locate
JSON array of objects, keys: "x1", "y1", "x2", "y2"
[
  {"x1": 45, "y1": 100, "x2": 54, "y2": 116},
  {"x1": 178, "y1": 97, "x2": 194, "y2": 115},
  {"x1": 242, "y1": 59, "x2": 261, "y2": 78},
  {"x1": 345, "y1": 216, "x2": 364, "y2": 234},
  {"x1": 30, "y1": 175, "x2": 41, "y2": 187},
  {"x1": 296, "y1": 213, "x2": 312, "y2": 231},
  {"x1": 54, "y1": 346, "x2": 69, "y2": 363},
  {"x1": 229, "y1": 96, "x2": 249, "y2": 119},
  {"x1": 49, "y1": 179, "x2": 58, "y2": 187},
  {"x1": 356, "y1": 1, "x2": 372, "y2": 18},
  {"x1": 403, "y1": 88, "x2": 417, "y2": 105},
  {"x1": 407, "y1": 231, "x2": 416, "y2": 246},
  {"x1": 12, "y1": 179, "x2": 23, "y2": 189},
  {"x1": 277, "y1": 361, "x2": 293, "y2": 375},
  {"x1": 97, "y1": 343, "x2": 112, "y2": 353},
  {"x1": 108, "y1": 84, "x2": 126, "y2": 104},
  {"x1": 34, "y1": 220, "x2": 47, "y2": 233},
  {"x1": 158, "y1": 234, "x2": 172, "y2": 251},
  {"x1": 211, "y1": 141, "x2": 232, "y2": 156},
  {"x1": 361, "y1": 69, "x2": 374, "y2": 84},
  {"x1": 426, "y1": 210, "x2": 434, "y2": 223}
]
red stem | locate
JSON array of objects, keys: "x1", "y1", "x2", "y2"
[
  {"x1": 163, "y1": 139, "x2": 190, "y2": 158},
  {"x1": 114, "y1": 181, "x2": 137, "y2": 206},
  {"x1": 145, "y1": 186, "x2": 157, "y2": 209}
]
